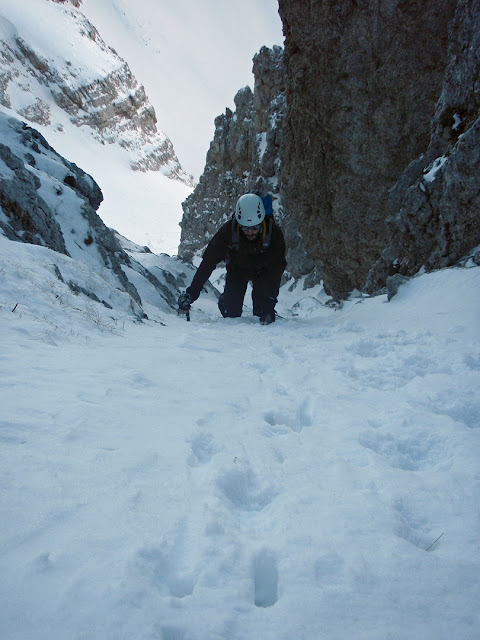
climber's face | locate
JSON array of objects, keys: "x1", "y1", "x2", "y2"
[{"x1": 241, "y1": 224, "x2": 261, "y2": 241}]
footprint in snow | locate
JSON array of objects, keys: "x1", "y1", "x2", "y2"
[
  {"x1": 429, "y1": 389, "x2": 480, "y2": 430},
  {"x1": 160, "y1": 627, "x2": 186, "y2": 640},
  {"x1": 358, "y1": 414, "x2": 447, "y2": 471},
  {"x1": 346, "y1": 338, "x2": 392, "y2": 358},
  {"x1": 253, "y1": 550, "x2": 279, "y2": 608},
  {"x1": 392, "y1": 497, "x2": 432, "y2": 551},
  {"x1": 263, "y1": 396, "x2": 315, "y2": 434},
  {"x1": 187, "y1": 431, "x2": 221, "y2": 466},
  {"x1": 216, "y1": 465, "x2": 277, "y2": 512},
  {"x1": 134, "y1": 529, "x2": 197, "y2": 599},
  {"x1": 129, "y1": 371, "x2": 156, "y2": 388},
  {"x1": 464, "y1": 354, "x2": 480, "y2": 371}
]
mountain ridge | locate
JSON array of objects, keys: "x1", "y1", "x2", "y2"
[{"x1": 0, "y1": 0, "x2": 193, "y2": 186}]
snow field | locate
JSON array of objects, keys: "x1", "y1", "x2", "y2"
[{"x1": 0, "y1": 266, "x2": 479, "y2": 639}]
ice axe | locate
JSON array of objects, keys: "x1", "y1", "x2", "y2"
[{"x1": 178, "y1": 292, "x2": 192, "y2": 321}]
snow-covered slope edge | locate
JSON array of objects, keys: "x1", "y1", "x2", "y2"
[{"x1": 0, "y1": 111, "x2": 201, "y2": 334}]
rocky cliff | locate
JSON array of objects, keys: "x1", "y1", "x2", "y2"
[
  {"x1": 0, "y1": 1, "x2": 192, "y2": 184},
  {"x1": 178, "y1": 45, "x2": 314, "y2": 278},
  {"x1": 180, "y1": 2, "x2": 479, "y2": 299},
  {"x1": 366, "y1": 0, "x2": 480, "y2": 291},
  {"x1": 277, "y1": 0, "x2": 459, "y2": 298},
  {"x1": 0, "y1": 111, "x2": 197, "y2": 319}
]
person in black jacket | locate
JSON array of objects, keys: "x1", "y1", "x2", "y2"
[{"x1": 178, "y1": 193, "x2": 286, "y2": 324}]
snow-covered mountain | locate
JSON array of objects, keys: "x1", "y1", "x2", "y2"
[
  {"x1": 0, "y1": 4, "x2": 479, "y2": 636},
  {"x1": 0, "y1": 110, "x2": 209, "y2": 328},
  {"x1": 0, "y1": 0, "x2": 194, "y2": 254},
  {"x1": 78, "y1": 0, "x2": 284, "y2": 181},
  {"x1": 0, "y1": 0, "x2": 192, "y2": 180}
]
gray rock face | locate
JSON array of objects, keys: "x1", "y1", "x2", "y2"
[
  {"x1": 49, "y1": 0, "x2": 82, "y2": 6},
  {"x1": 278, "y1": 0, "x2": 456, "y2": 298},
  {"x1": 0, "y1": 113, "x2": 182, "y2": 315},
  {"x1": 366, "y1": 0, "x2": 480, "y2": 292},
  {"x1": 178, "y1": 85, "x2": 255, "y2": 261},
  {"x1": 0, "y1": 122, "x2": 99, "y2": 255},
  {"x1": 178, "y1": 46, "x2": 313, "y2": 278},
  {"x1": 0, "y1": 145, "x2": 67, "y2": 252},
  {"x1": 0, "y1": 115, "x2": 141, "y2": 304}
]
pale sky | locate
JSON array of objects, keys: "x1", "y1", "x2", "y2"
[{"x1": 82, "y1": 0, "x2": 285, "y2": 179}]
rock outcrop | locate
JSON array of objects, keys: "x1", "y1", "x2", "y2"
[
  {"x1": 178, "y1": 83, "x2": 257, "y2": 261},
  {"x1": 0, "y1": 2, "x2": 192, "y2": 185},
  {"x1": 366, "y1": 0, "x2": 480, "y2": 292},
  {"x1": 49, "y1": 0, "x2": 82, "y2": 6},
  {"x1": 278, "y1": 0, "x2": 457, "y2": 298},
  {"x1": 0, "y1": 112, "x2": 189, "y2": 316},
  {"x1": 179, "y1": 46, "x2": 313, "y2": 278}
]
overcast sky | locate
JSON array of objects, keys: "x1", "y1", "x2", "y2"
[{"x1": 82, "y1": 0, "x2": 285, "y2": 179}]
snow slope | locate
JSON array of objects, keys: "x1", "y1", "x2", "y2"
[
  {"x1": 0, "y1": 97, "x2": 191, "y2": 255},
  {"x1": 1, "y1": 251, "x2": 479, "y2": 639},
  {"x1": 0, "y1": 0, "x2": 193, "y2": 255}
]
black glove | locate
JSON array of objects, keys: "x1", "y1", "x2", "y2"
[{"x1": 178, "y1": 292, "x2": 192, "y2": 311}]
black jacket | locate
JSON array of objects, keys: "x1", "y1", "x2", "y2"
[{"x1": 186, "y1": 217, "x2": 287, "y2": 302}]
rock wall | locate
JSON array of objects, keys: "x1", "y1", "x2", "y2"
[
  {"x1": 278, "y1": 0, "x2": 456, "y2": 298},
  {"x1": 0, "y1": 113, "x2": 183, "y2": 315},
  {"x1": 366, "y1": 0, "x2": 480, "y2": 291},
  {"x1": 178, "y1": 46, "x2": 313, "y2": 278},
  {"x1": 0, "y1": 118, "x2": 101, "y2": 255},
  {"x1": 178, "y1": 84, "x2": 257, "y2": 261}
]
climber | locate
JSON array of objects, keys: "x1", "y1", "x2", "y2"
[{"x1": 178, "y1": 193, "x2": 287, "y2": 324}]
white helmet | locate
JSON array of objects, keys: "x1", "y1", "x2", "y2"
[{"x1": 235, "y1": 194, "x2": 265, "y2": 227}]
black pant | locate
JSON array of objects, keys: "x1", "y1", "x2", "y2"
[{"x1": 218, "y1": 270, "x2": 279, "y2": 318}]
